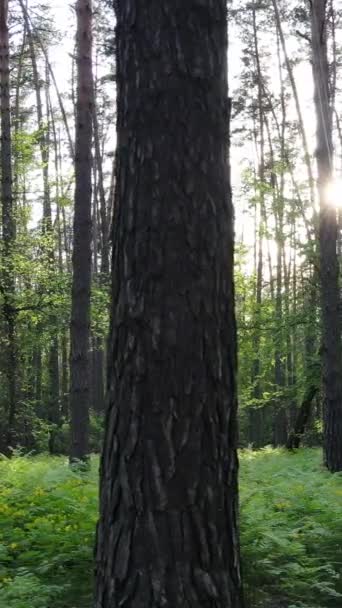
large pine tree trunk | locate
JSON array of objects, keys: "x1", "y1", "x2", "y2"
[
  {"x1": 95, "y1": 3, "x2": 243, "y2": 607},
  {"x1": 69, "y1": 0, "x2": 93, "y2": 461},
  {"x1": 311, "y1": 0, "x2": 342, "y2": 472},
  {"x1": 0, "y1": 0, "x2": 16, "y2": 452}
]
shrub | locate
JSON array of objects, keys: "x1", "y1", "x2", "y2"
[
  {"x1": 240, "y1": 448, "x2": 342, "y2": 608},
  {"x1": 0, "y1": 448, "x2": 341, "y2": 608},
  {"x1": 0, "y1": 455, "x2": 98, "y2": 607}
]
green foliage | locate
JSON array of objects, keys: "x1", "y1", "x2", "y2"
[
  {"x1": 0, "y1": 455, "x2": 98, "y2": 608},
  {"x1": 240, "y1": 448, "x2": 342, "y2": 608},
  {"x1": 0, "y1": 450, "x2": 341, "y2": 607},
  {"x1": 55, "y1": 413, "x2": 104, "y2": 455}
]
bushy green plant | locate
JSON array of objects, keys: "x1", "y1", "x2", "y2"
[
  {"x1": 240, "y1": 448, "x2": 342, "y2": 607},
  {"x1": 0, "y1": 449, "x2": 341, "y2": 608},
  {"x1": 0, "y1": 455, "x2": 98, "y2": 608}
]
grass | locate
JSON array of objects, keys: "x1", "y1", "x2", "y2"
[{"x1": 0, "y1": 448, "x2": 341, "y2": 608}]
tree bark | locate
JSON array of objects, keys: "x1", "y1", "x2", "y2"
[
  {"x1": 95, "y1": 2, "x2": 243, "y2": 607},
  {"x1": 311, "y1": 0, "x2": 342, "y2": 472},
  {"x1": 286, "y1": 385, "x2": 319, "y2": 449},
  {"x1": 69, "y1": 0, "x2": 93, "y2": 462},
  {"x1": 0, "y1": 0, "x2": 16, "y2": 452}
]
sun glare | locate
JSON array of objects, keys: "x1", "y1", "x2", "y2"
[{"x1": 325, "y1": 178, "x2": 342, "y2": 208}]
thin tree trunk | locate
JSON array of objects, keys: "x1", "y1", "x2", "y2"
[
  {"x1": 93, "y1": 103, "x2": 109, "y2": 276},
  {"x1": 249, "y1": 2, "x2": 265, "y2": 447},
  {"x1": 95, "y1": 3, "x2": 243, "y2": 606},
  {"x1": 18, "y1": 0, "x2": 74, "y2": 159},
  {"x1": 0, "y1": 0, "x2": 16, "y2": 452},
  {"x1": 91, "y1": 335, "x2": 104, "y2": 413},
  {"x1": 273, "y1": 33, "x2": 287, "y2": 446},
  {"x1": 271, "y1": 0, "x2": 315, "y2": 210},
  {"x1": 47, "y1": 335, "x2": 60, "y2": 453},
  {"x1": 26, "y1": 23, "x2": 51, "y2": 227},
  {"x1": 69, "y1": 0, "x2": 93, "y2": 462}
]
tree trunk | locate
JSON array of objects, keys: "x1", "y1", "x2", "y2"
[
  {"x1": 249, "y1": 2, "x2": 265, "y2": 448},
  {"x1": 26, "y1": 21, "x2": 51, "y2": 228},
  {"x1": 0, "y1": 0, "x2": 16, "y2": 452},
  {"x1": 91, "y1": 335, "x2": 105, "y2": 413},
  {"x1": 47, "y1": 334, "x2": 60, "y2": 454},
  {"x1": 311, "y1": 0, "x2": 342, "y2": 472},
  {"x1": 93, "y1": 102, "x2": 110, "y2": 276},
  {"x1": 271, "y1": 0, "x2": 315, "y2": 210},
  {"x1": 60, "y1": 330, "x2": 69, "y2": 418},
  {"x1": 19, "y1": 0, "x2": 74, "y2": 159},
  {"x1": 95, "y1": 3, "x2": 243, "y2": 607},
  {"x1": 69, "y1": 0, "x2": 93, "y2": 462},
  {"x1": 287, "y1": 385, "x2": 319, "y2": 450}
]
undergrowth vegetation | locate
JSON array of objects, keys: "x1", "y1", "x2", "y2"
[
  {"x1": 0, "y1": 449, "x2": 341, "y2": 608},
  {"x1": 240, "y1": 449, "x2": 342, "y2": 608}
]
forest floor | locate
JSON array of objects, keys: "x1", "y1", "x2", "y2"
[{"x1": 0, "y1": 448, "x2": 341, "y2": 608}]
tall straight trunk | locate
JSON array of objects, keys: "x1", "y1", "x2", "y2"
[
  {"x1": 91, "y1": 335, "x2": 104, "y2": 413},
  {"x1": 249, "y1": 2, "x2": 265, "y2": 447},
  {"x1": 91, "y1": 157, "x2": 105, "y2": 413},
  {"x1": 311, "y1": 0, "x2": 342, "y2": 472},
  {"x1": 13, "y1": 25, "x2": 26, "y2": 208},
  {"x1": 95, "y1": 3, "x2": 243, "y2": 607},
  {"x1": 93, "y1": 103, "x2": 110, "y2": 276},
  {"x1": 271, "y1": 0, "x2": 315, "y2": 210},
  {"x1": 47, "y1": 335, "x2": 60, "y2": 453},
  {"x1": 57, "y1": 128, "x2": 72, "y2": 272},
  {"x1": 60, "y1": 330, "x2": 69, "y2": 418},
  {"x1": 0, "y1": 0, "x2": 16, "y2": 451},
  {"x1": 273, "y1": 33, "x2": 287, "y2": 446},
  {"x1": 28, "y1": 37, "x2": 61, "y2": 442},
  {"x1": 291, "y1": 265, "x2": 319, "y2": 445},
  {"x1": 26, "y1": 23, "x2": 51, "y2": 227},
  {"x1": 273, "y1": 215, "x2": 287, "y2": 445},
  {"x1": 19, "y1": 0, "x2": 74, "y2": 159},
  {"x1": 69, "y1": 0, "x2": 93, "y2": 462}
]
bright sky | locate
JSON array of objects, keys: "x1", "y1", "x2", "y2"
[{"x1": 26, "y1": 0, "x2": 337, "y2": 274}]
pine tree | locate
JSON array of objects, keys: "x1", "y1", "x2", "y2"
[
  {"x1": 95, "y1": 2, "x2": 244, "y2": 606},
  {"x1": 70, "y1": 0, "x2": 93, "y2": 461}
]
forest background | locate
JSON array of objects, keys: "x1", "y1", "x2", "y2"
[{"x1": 0, "y1": 0, "x2": 338, "y2": 453}]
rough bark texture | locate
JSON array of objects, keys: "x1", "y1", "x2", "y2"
[
  {"x1": 70, "y1": 0, "x2": 93, "y2": 461},
  {"x1": 0, "y1": 0, "x2": 16, "y2": 451},
  {"x1": 311, "y1": 0, "x2": 342, "y2": 472},
  {"x1": 95, "y1": 2, "x2": 243, "y2": 607}
]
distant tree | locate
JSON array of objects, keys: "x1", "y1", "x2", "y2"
[
  {"x1": 0, "y1": 0, "x2": 16, "y2": 452},
  {"x1": 310, "y1": 0, "x2": 342, "y2": 472},
  {"x1": 70, "y1": 0, "x2": 93, "y2": 461},
  {"x1": 95, "y1": 2, "x2": 244, "y2": 606}
]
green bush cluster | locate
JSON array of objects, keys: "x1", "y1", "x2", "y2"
[
  {"x1": 0, "y1": 455, "x2": 98, "y2": 608},
  {"x1": 240, "y1": 448, "x2": 342, "y2": 608},
  {"x1": 0, "y1": 449, "x2": 341, "y2": 608}
]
